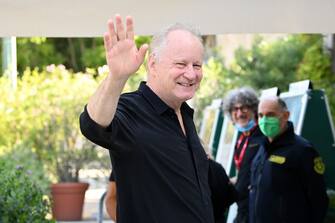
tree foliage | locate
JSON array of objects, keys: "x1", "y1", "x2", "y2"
[
  {"x1": 16, "y1": 38, "x2": 64, "y2": 73},
  {"x1": 0, "y1": 66, "x2": 111, "y2": 183},
  {"x1": 0, "y1": 36, "x2": 152, "y2": 76},
  {"x1": 297, "y1": 36, "x2": 335, "y2": 120},
  {"x1": 229, "y1": 35, "x2": 317, "y2": 91},
  {"x1": 228, "y1": 34, "x2": 335, "y2": 121}
]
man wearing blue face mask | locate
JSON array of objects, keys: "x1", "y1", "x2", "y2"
[
  {"x1": 223, "y1": 87, "x2": 264, "y2": 223},
  {"x1": 249, "y1": 96, "x2": 329, "y2": 223}
]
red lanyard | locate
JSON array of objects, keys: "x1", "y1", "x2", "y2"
[
  {"x1": 234, "y1": 125, "x2": 257, "y2": 170},
  {"x1": 234, "y1": 134, "x2": 249, "y2": 170}
]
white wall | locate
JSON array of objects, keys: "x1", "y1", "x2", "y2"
[{"x1": 0, "y1": 0, "x2": 335, "y2": 37}]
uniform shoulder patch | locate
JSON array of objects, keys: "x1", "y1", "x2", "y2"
[
  {"x1": 313, "y1": 157, "x2": 325, "y2": 175},
  {"x1": 269, "y1": 155, "x2": 286, "y2": 164}
]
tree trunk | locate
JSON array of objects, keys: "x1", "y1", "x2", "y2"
[{"x1": 67, "y1": 38, "x2": 78, "y2": 71}]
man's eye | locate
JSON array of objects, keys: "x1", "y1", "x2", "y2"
[
  {"x1": 193, "y1": 64, "x2": 202, "y2": 70},
  {"x1": 176, "y1": 63, "x2": 186, "y2": 68}
]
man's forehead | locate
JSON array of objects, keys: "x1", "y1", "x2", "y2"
[
  {"x1": 160, "y1": 39, "x2": 204, "y2": 62},
  {"x1": 259, "y1": 99, "x2": 280, "y2": 111}
]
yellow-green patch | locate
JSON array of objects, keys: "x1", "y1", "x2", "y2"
[
  {"x1": 313, "y1": 157, "x2": 325, "y2": 175},
  {"x1": 269, "y1": 155, "x2": 286, "y2": 164}
]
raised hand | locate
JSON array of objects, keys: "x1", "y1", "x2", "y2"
[{"x1": 103, "y1": 14, "x2": 148, "y2": 82}]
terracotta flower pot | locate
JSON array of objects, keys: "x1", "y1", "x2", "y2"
[{"x1": 51, "y1": 182, "x2": 89, "y2": 221}]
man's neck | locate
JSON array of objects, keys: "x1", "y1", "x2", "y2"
[
  {"x1": 146, "y1": 82, "x2": 182, "y2": 110},
  {"x1": 175, "y1": 109, "x2": 186, "y2": 136},
  {"x1": 242, "y1": 121, "x2": 257, "y2": 136}
]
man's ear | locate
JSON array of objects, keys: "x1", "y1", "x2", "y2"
[
  {"x1": 147, "y1": 54, "x2": 156, "y2": 75},
  {"x1": 283, "y1": 111, "x2": 290, "y2": 122}
]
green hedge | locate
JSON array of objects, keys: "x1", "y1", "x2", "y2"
[{"x1": 0, "y1": 157, "x2": 54, "y2": 223}]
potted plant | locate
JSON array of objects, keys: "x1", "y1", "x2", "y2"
[
  {"x1": 49, "y1": 128, "x2": 97, "y2": 221},
  {"x1": 42, "y1": 86, "x2": 103, "y2": 221},
  {"x1": 1, "y1": 66, "x2": 111, "y2": 221}
]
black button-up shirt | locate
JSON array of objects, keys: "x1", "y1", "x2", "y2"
[{"x1": 80, "y1": 82, "x2": 214, "y2": 223}]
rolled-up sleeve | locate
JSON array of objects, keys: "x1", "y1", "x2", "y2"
[{"x1": 79, "y1": 105, "x2": 117, "y2": 149}]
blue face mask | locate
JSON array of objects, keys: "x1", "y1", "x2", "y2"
[{"x1": 235, "y1": 119, "x2": 256, "y2": 132}]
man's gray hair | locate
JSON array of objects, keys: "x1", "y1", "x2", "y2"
[
  {"x1": 223, "y1": 87, "x2": 259, "y2": 118},
  {"x1": 277, "y1": 97, "x2": 288, "y2": 112},
  {"x1": 259, "y1": 96, "x2": 288, "y2": 112},
  {"x1": 149, "y1": 23, "x2": 203, "y2": 61}
]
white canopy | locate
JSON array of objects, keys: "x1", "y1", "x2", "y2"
[{"x1": 0, "y1": 0, "x2": 335, "y2": 37}]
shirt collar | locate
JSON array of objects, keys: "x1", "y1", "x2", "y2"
[{"x1": 138, "y1": 81, "x2": 194, "y2": 117}]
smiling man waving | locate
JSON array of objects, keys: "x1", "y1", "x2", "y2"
[{"x1": 80, "y1": 14, "x2": 220, "y2": 223}]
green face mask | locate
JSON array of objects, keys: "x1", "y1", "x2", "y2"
[{"x1": 259, "y1": 116, "x2": 281, "y2": 138}]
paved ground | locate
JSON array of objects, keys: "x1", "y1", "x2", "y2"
[{"x1": 83, "y1": 188, "x2": 106, "y2": 219}]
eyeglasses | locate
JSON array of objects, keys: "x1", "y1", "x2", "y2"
[{"x1": 231, "y1": 105, "x2": 249, "y2": 113}]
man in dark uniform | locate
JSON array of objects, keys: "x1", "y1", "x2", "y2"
[
  {"x1": 223, "y1": 87, "x2": 263, "y2": 223},
  {"x1": 249, "y1": 96, "x2": 329, "y2": 223}
]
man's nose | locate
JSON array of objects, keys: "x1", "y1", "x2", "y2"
[
  {"x1": 236, "y1": 109, "x2": 244, "y2": 116},
  {"x1": 184, "y1": 65, "x2": 197, "y2": 79}
]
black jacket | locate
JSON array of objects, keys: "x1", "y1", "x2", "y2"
[
  {"x1": 208, "y1": 159, "x2": 238, "y2": 222},
  {"x1": 234, "y1": 125, "x2": 263, "y2": 220}
]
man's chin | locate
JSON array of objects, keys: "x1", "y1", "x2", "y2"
[
  {"x1": 183, "y1": 94, "x2": 195, "y2": 101},
  {"x1": 175, "y1": 92, "x2": 195, "y2": 101},
  {"x1": 236, "y1": 120, "x2": 248, "y2": 127}
]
